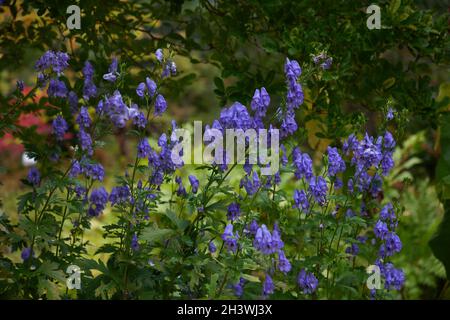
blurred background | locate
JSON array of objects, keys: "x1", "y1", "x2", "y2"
[{"x1": 0, "y1": 0, "x2": 449, "y2": 299}]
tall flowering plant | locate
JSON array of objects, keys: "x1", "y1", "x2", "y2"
[{"x1": 0, "y1": 49, "x2": 403, "y2": 299}]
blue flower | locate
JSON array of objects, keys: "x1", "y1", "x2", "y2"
[
  {"x1": 88, "y1": 187, "x2": 108, "y2": 216},
  {"x1": 253, "y1": 224, "x2": 283, "y2": 254},
  {"x1": 137, "y1": 77, "x2": 157, "y2": 98},
  {"x1": 263, "y1": 274, "x2": 275, "y2": 296},
  {"x1": 383, "y1": 263, "x2": 405, "y2": 290},
  {"x1": 155, "y1": 94, "x2": 167, "y2": 116},
  {"x1": 345, "y1": 243, "x2": 360, "y2": 256},
  {"x1": 320, "y1": 57, "x2": 333, "y2": 70},
  {"x1": 137, "y1": 138, "x2": 151, "y2": 158},
  {"x1": 219, "y1": 102, "x2": 253, "y2": 130},
  {"x1": 280, "y1": 111, "x2": 298, "y2": 138},
  {"x1": 82, "y1": 61, "x2": 97, "y2": 100},
  {"x1": 280, "y1": 144, "x2": 288, "y2": 167},
  {"x1": 308, "y1": 176, "x2": 328, "y2": 206},
  {"x1": 386, "y1": 107, "x2": 395, "y2": 121},
  {"x1": 83, "y1": 163, "x2": 104, "y2": 181},
  {"x1": 227, "y1": 202, "x2": 241, "y2": 221},
  {"x1": 297, "y1": 269, "x2": 318, "y2": 294},
  {"x1": 327, "y1": 146, "x2": 346, "y2": 176},
  {"x1": 374, "y1": 220, "x2": 389, "y2": 240},
  {"x1": 69, "y1": 160, "x2": 82, "y2": 178},
  {"x1": 352, "y1": 133, "x2": 382, "y2": 171},
  {"x1": 21, "y1": 247, "x2": 33, "y2": 261},
  {"x1": 131, "y1": 234, "x2": 139, "y2": 251},
  {"x1": 188, "y1": 175, "x2": 199, "y2": 193},
  {"x1": 136, "y1": 82, "x2": 146, "y2": 97},
  {"x1": 27, "y1": 167, "x2": 40, "y2": 186},
  {"x1": 48, "y1": 79, "x2": 68, "y2": 98},
  {"x1": 103, "y1": 91, "x2": 132, "y2": 127},
  {"x1": 52, "y1": 115, "x2": 68, "y2": 141},
  {"x1": 241, "y1": 171, "x2": 260, "y2": 195},
  {"x1": 35, "y1": 50, "x2": 70, "y2": 75},
  {"x1": 16, "y1": 80, "x2": 24, "y2": 92},
  {"x1": 175, "y1": 176, "x2": 187, "y2": 196},
  {"x1": 232, "y1": 277, "x2": 246, "y2": 297},
  {"x1": 284, "y1": 58, "x2": 301, "y2": 84},
  {"x1": 293, "y1": 189, "x2": 309, "y2": 211},
  {"x1": 380, "y1": 203, "x2": 396, "y2": 222},
  {"x1": 277, "y1": 250, "x2": 291, "y2": 273},
  {"x1": 132, "y1": 111, "x2": 147, "y2": 129},
  {"x1": 103, "y1": 57, "x2": 119, "y2": 82},
  {"x1": 109, "y1": 186, "x2": 131, "y2": 206},
  {"x1": 155, "y1": 49, "x2": 164, "y2": 62},
  {"x1": 292, "y1": 148, "x2": 313, "y2": 180},
  {"x1": 221, "y1": 224, "x2": 238, "y2": 252},
  {"x1": 251, "y1": 87, "x2": 270, "y2": 118},
  {"x1": 76, "y1": 106, "x2": 92, "y2": 129},
  {"x1": 209, "y1": 241, "x2": 217, "y2": 253},
  {"x1": 68, "y1": 91, "x2": 78, "y2": 114},
  {"x1": 286, "y1": 82, "x2": 304, "y2": 110},
  {"x1": 78, "y1": 128, "x2": 93, "y2": 156},
  {"x1": 379, "y1": 232, "x2": 402, "y2": 257}
]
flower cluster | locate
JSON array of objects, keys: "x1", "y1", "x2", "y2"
[{"x1": 16, "y1": 49, "x2": 403, "y2": 300}]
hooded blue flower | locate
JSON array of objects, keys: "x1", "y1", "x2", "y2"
[
  {"x1": 280, "y1": 111, "x2": 298, "y2": 138},
  {"x1": 78, "y1": 128, "x2": 93, "y2": 156},
  {"x1": 109, "y1": 186, "x2": 131, "y2": 206},
  {"x1": 82, "y1": 61, "x2": 97, "y2": 100},
  {"x1": 77, "y1": 106, "x2": 92, "y2": 129},
  {"x1": 251, "y1": 87, "x2": 270, "y2": 118},
  {"x1": 308, "y1": 176, "x2": 327, "y2": 206},
  {"x1": 155, "y1": 49, "x2": 164, "y2": 62},
  {"x1": 383, "y1": 263, "x2": 405, "y2": 290},
  {"x1": 68, "y1": 91, "x2": 78, "y2": 114},
  {"x1": 103, "y1": 57, "x2": 119, "y2": 82},
  {"x1": 292, "y1": 148, "x2": 313, "y2": 180},
  {"x1": 297, "y1": 269, "x2": 318, "y2": 294},
  {"x1": 21, "y1": 247, "x2": 33, "y2": 261},
  {"x1": 293, "y1": 189, "x2": 309, "y2": 211},
  {"x1": 131, "y1": 234, "x2": 139, "y2": 251},
  {"x1": 263, "y1": 274, "x2": 275, "y2": 296},
  {"x1": 232, "y1": 277, "x2": 246, "y2": 297},
  {"x1": 209, "y1": 241, "x2": 217, "y2": 253},
  {"x1": 48, "y1": 79, "x2": 68, "y2": 98},
  {"x1": 52, "y1": 115, "x2": 68, "y2": 141},
  {"x1": 221, "y1": 224, "x2": 238, "y2": 252},
  {"x1": 380, "y1": 203, "x2": 396, "y2": 223},
  {"x1": 188, "y1": 175, "x2": 199, "y2": 194},
  {"x1": 227, "y1": 202, "x2": 241, "y2": 221},
  {"x1": 379, "y1": 232, "x2": 402, "y2": 257},
  {"x1": 88, "y1": 187, "x2": 108, "y2": 216},
  {"x1": 27, "y1": 167, "x2": 40, "y2": 186},
  {"x1": 137, "y1": 138, "x2": 151, "y2": 158},
  {"x1": 35, "y1": 50, "x2": 70, "y2": 75},
  {"x1": 277, "y1": 250, "x2": 291, "y2": 273},
  {"x1": 132, "y1": 111, "x2": 147, "y2": 130},
  {"x1": 321, "y1": 57, "x2": 333, "y2": 70},
  {"x1": 83, "y1": 163, "x2": 104, "y2": 181},
  {"x1": 374, "y1": 220, "x2": 389, "y2": 240},
  {"x1": 327, "y1": 146, "x2": 346, "y2": 176},
  {"x1": 155, "y1": 94, "x2": 167, "y2": 116},
  {"x1": 219, "y1": 102, "x2": 254, "y2": 130}
]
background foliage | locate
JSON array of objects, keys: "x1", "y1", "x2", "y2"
[{"x1": 0, "y1": 0, "x2": 449, "y2": 299}]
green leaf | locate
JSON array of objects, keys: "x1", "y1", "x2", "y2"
[
  {"x1": 241, "y1": 274, "x2": 261, "y2": 283},
  {"x1": 37, "y1": 261, "x2": 67, "y2": 283},
  {"x1": 389, "y1": 0, "x2": 401, "y2": 15},
  {"x1": 38, "y1": 278, "x2": 61, "y2": 300},
  {"x1": 430, "y1": 201, "x2": 450, "y2": 279},
  {"x1": 141, "y1": 225, "x2": 174, "y2": 244}
]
